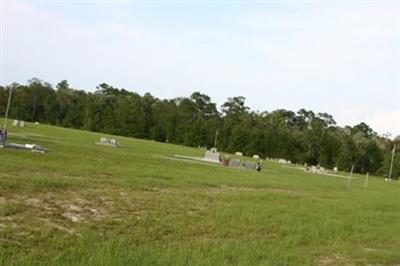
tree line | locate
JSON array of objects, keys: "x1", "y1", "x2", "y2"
[{"x1": 1, "y1": 78, "x2": 399, "y2": 178}]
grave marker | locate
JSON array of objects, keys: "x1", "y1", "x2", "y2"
[
  {"x1": 204, "y1": 148, "x2": 220, "y2": 162},
  {"x1": 245, "y1": 161, "x2": 255, "y2": 170},
  {"x1": 96, "y1": 137, "x2": 119, "y2": 147}
]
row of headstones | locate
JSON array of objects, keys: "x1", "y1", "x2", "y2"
[
  {"x1": 234, "y1": 154, "x2": 340, "y2": 173},
  {"x1": 214, "y1": 149, "x2": 340, "y2": 173},
  {"x1": 266, "y1": 158, "x2": 292, "y2": 164},
  {"x1": 267, "y1": 156, "x2": 341, "y2": 173},
  {"x1": 305, "y1": 164, "x2": 339, "y2": 174},
  {"x1": 12, "y1": 120, "x2": 25, "y2": 127},
  {"x1": 241, "y1": 156, "x2": 293, "y2": 165}
]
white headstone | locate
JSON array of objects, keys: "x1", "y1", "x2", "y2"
[
  {"x1": 19, "y1": 121, "x2": 25, "y2": 127},
  {"x1": 253, "y1": 155, "x2": 260, "y2": 159},
  {"x1": 13, "y1": 120, "x2": 19, "y2": 127},
  {"x1": 278, "y1": 159, "x2": 287, "y2": 164},
  {"x1": 235, "y1": 152, "x2": 243, "y2": 156},
  {"x1": 204, "y1": 149, "x2": 220, "y2": 162}
]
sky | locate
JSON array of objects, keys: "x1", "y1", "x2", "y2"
[{"x1": 1, "y1": 0, "x2": 400, "y2": 137}]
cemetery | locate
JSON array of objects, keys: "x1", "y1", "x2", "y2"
[
  {"x1": 0, "y1": 119, "x2": 400, "y2": 265},
  {"x1": 1, "y1": 3, "x2": 399, "y2": 264},
  {"x1": 0, "y1": 72, "x2": 399, "y2": 266}
]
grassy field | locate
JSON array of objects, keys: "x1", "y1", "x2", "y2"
[{"x1": 1, "y1": 120, "x2": 400, "y2": 265}]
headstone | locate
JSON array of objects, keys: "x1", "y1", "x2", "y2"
[
  {"x1": 278, "y1": 159, "x2": 287, "y2": 164},
  {"x1": 253, "y1": 154, "x2": 260, "y2": 160},
  {"x1": 13, "y1": 120, "x2": 19, "y2": 127},
  {"x1": 228, "y1": 159, "x2": 241, "y2": 168},
  {"x1": 245, "y1": 161, "x2": 255, "y2": 170},
  {"x1": 204, "y1": 148, "x2": 220, "y2": 162},
  {"x1": 310, "y1": 165, "x2": 319, "y2": 174},
  {"x1": 19, "y1": 121, "x2": 25, "y2": 127},
  {"x1": 333, "y1": 167, "x2": 338, "y2": 172},
  {"x1": 235, "y1": 152, "x2": 243, "y2": 156},
  {"x1": 97, "y1": 137, "x2": 119, "y2": 147}
]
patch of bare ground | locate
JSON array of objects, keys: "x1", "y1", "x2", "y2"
[
  {"x1": 21, "y1": 194, "x2": 110, "y2": 223},
  {"x1": 0, "y1": 193, "x2": 111, "y2": 235},
  {"x1": 1, "y1": 188, "x2": 153, "y2": 224}
]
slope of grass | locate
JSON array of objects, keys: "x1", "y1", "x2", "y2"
[{"x1": 1, "y1": 120, "x2": 400, "y2": 265}]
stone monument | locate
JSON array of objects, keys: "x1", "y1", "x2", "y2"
[{"x1": 204, "y1": 148, "x2": 220, "y2": 162}]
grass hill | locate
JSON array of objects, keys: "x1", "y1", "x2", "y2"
[{"x1": 1, "y1": 120, "x2": 400, "y2": 265}]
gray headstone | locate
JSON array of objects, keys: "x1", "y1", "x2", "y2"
[
  {"x1": 245, "y1": 161, "x2": 255, "y2": 170},
  {"x1": 228, "y1": 159, "x2": 241, "y2": 168}
]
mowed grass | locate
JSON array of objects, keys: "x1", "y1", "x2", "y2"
[{"x1": 1, "y1": 120, "x2": 400, "y2": 265}]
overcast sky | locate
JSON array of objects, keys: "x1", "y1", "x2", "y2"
[{"x1": 1, "y1": 1, "x2": 400, "y2": 137}]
